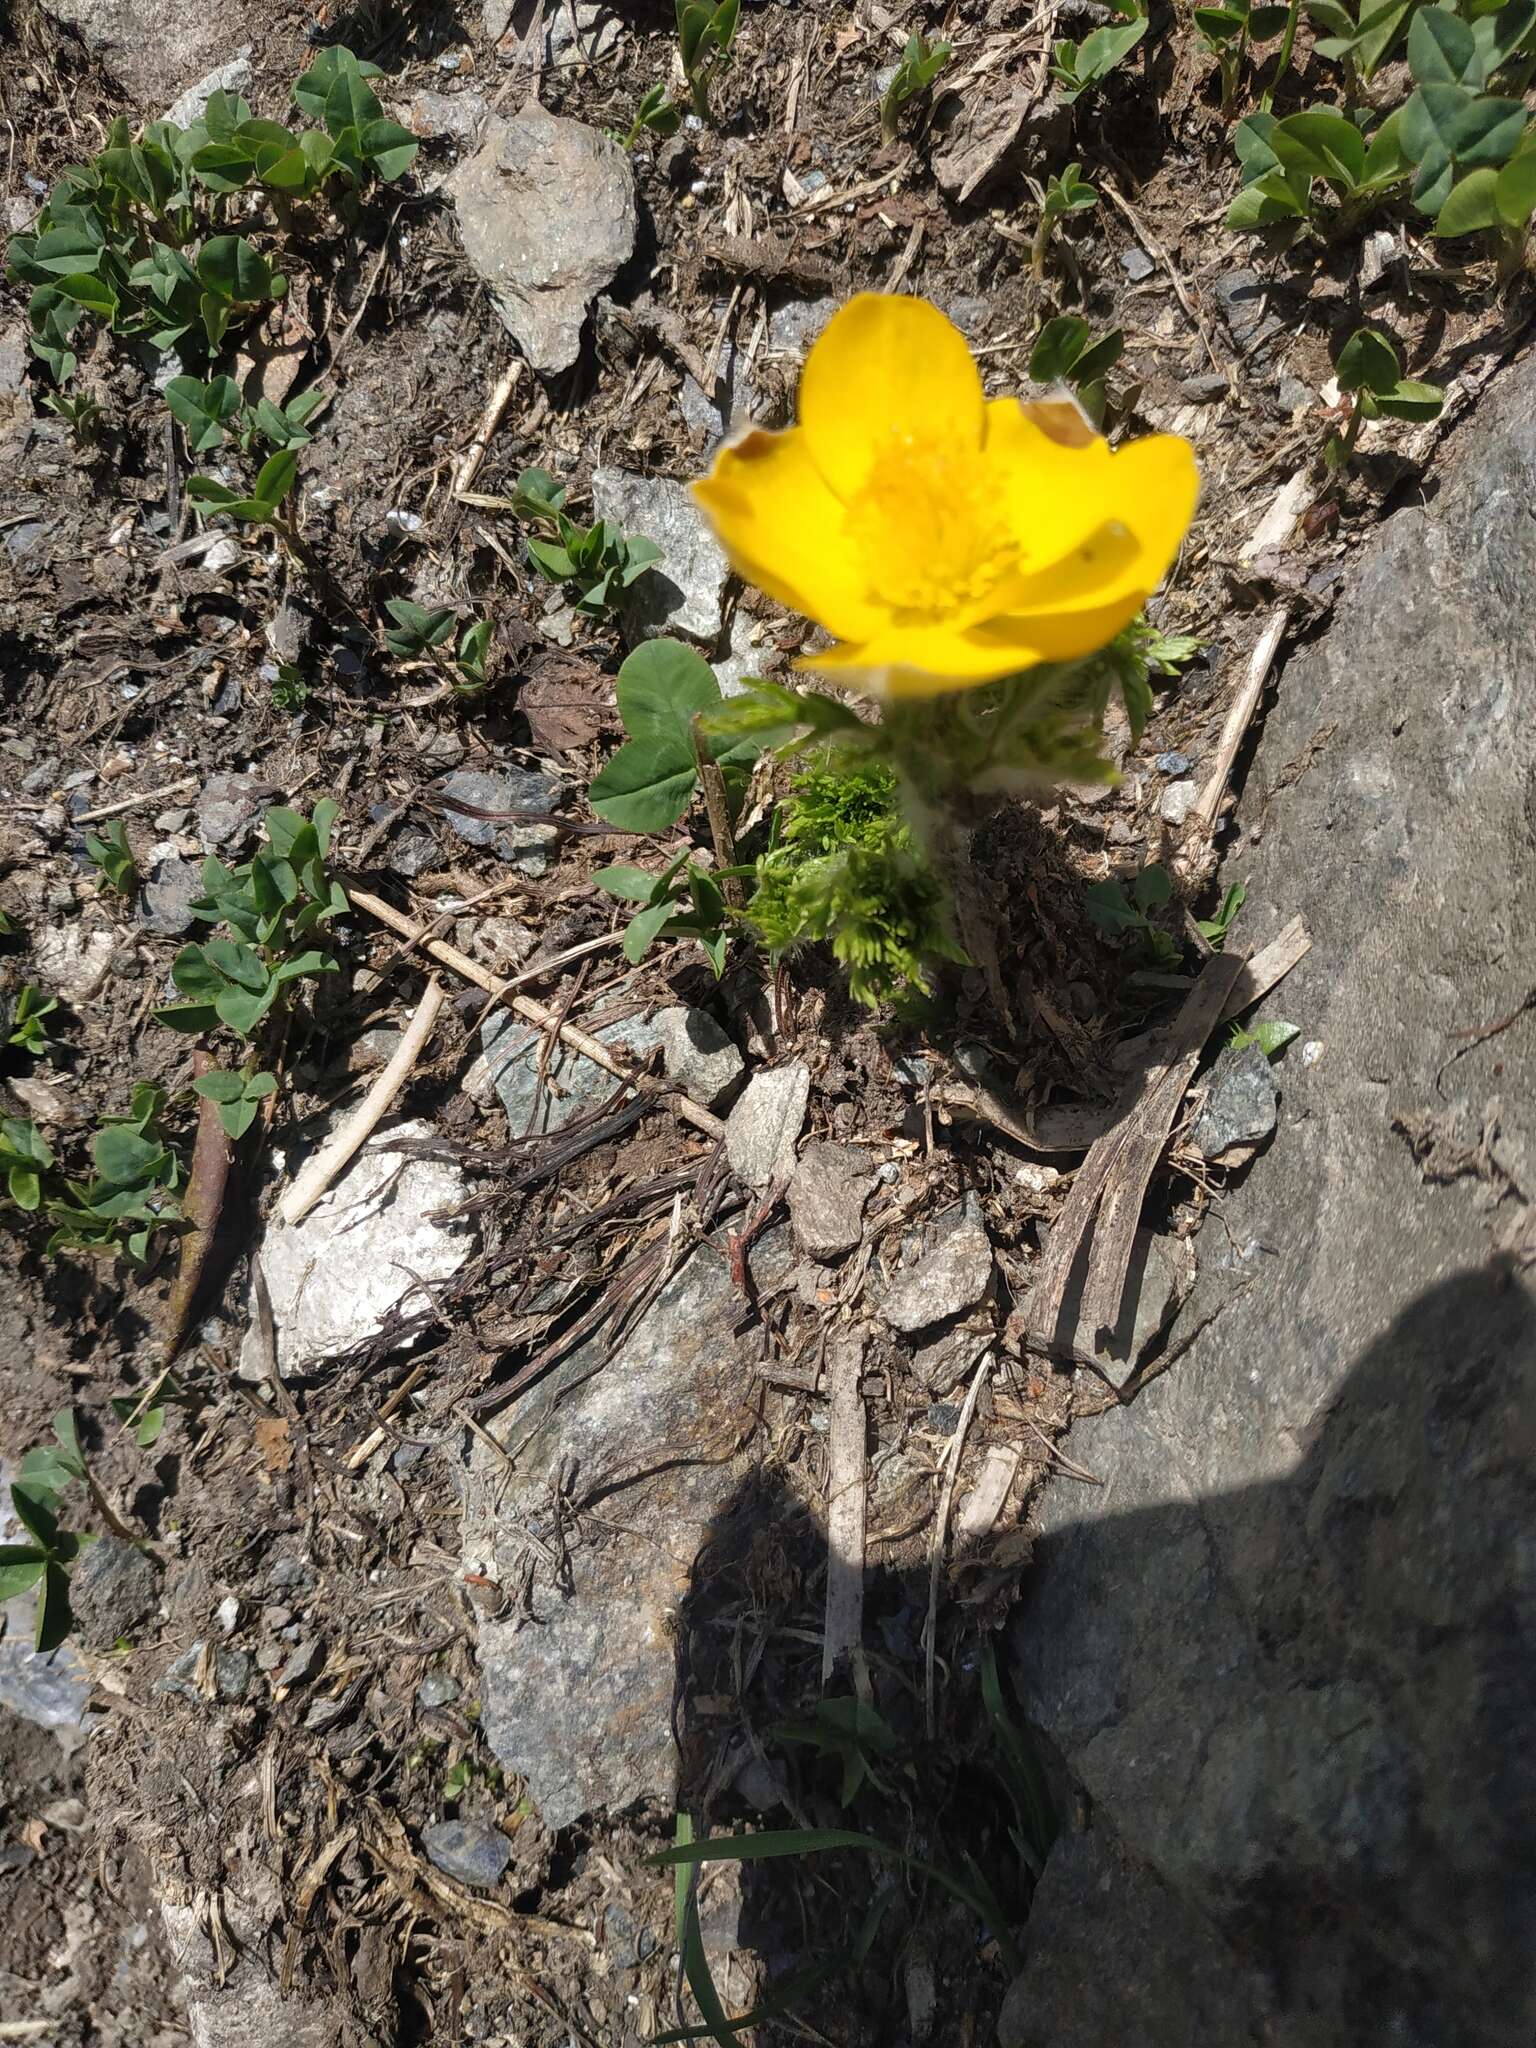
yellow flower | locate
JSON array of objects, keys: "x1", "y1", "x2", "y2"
[{"x1": 693, "y1": 293, "x2": 1199, "y2": 699}]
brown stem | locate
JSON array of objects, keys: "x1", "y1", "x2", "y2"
[
  {"x1": 690, "y1": 713, "x2": 744, "y2": 908},
  {"x1": 160, "y1": 1051, "x2": 233, "y2": 1367}
]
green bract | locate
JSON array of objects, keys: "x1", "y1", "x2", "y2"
[
  {"x1": 589, "y1": 640, "x2": 761, "y2": 833},
  {"x1": 383, "y1": 601, "x2": 494, "y2": 692},
  {"x1": 620, "y1": 82, "x2": 683, "y2": 150}
]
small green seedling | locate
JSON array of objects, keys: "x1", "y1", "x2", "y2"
[
  {"x1": 383, "y1": 601, "x2": 494, "y2": 693},
  {"x1": 1327, "y1": 328, "x2": 1444, "y2": 467},
  {"x1": 186, "y1": 446, "x2": 300, "y2": 527},
  {"x1": 589, "y1": 639, "x2": 761, "y2": 833},
  {"x1": 676, "y1": 0, "x2": 741, "y2": 119},
  {"x1": 777, "y1": 1697, "x2": 899, "y2": 1808},
  {"x1": 0, "y1": 1450, "x2": 89, "y2": 1653},
  {"x1": 167, "y1": 376, "x2": 325, "y2": 457},
  {"x1": 85, "y1": 817, "x2": 137, "y2": 894},
  {"x1": 1028, "y1": 315, "x2": 1125, "y2": 428},
  {"x1": 1094, "y1": 616, "x2": 1203, "y2": 745},
  {"x1": 1193, "y1": 0, "x2": 1291, "y2": 112},
  {"x1": 47, "y1": 1084, "x2": 183, "y2": 1264},
  {"x1": 193, "y1": 1066, "x2": 278, "y2": 1140},
  {"x1": 270, "y1": 662, "x2": 310, "y2": 710},
  {"x1": 594, "y1": 853, "x2": 739, "y2": 976},
  {"x1": 1085, "y1": 863, "x2": 1180, "y2": 970},
  {"x1": 155, "y1": 800, "x2": 345, "y2": 1041},
  {"x1": 111, "y1": 1371, "x2": 193, "y2": 1448},
  {"x1": 1049, "y1": 10, "x2": 1149, "y2": 104},
  {"x1": 620, "y1": 82, "x2": 682, "y2": 149},
  {"x1": 512, "y1": 467, "x2": 662, "y2": 618},
  {"x1": 1197, "y1": 880, "x2": 1246, "y2": 949},
  {"x1": 0, "y1": 1116, "x2": 53, "y2": 1210},
  {"x1": 41, "y1": 387, "x2": 104, "y2": 442},
  {"x1": 880, "y1": 32, "x2": 952, "y2": 142},
  {"x1": 1030, "y1": 163, "x2": 1099, "y2": 279},
  {"x1": 6, "y1": 984, "x2": 59, "y2": 1058},
  {"x1": 1230, "y1": 1016, "x2": 1300, "y2": 1057}
]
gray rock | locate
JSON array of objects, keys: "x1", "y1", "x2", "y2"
[
  {"x1": 156, "y1": 1640, "x2": 251, "y2": 1703},
  {"x1": 44, "y1": 1, "x2": 232, "y2": 102},
  {"x1": 161, "y1": 50, "x2": 253, "y2": 130},
  {"x1": 1193, "y1": 1043, "x2": 1279, "y2": 1160},
  {"x1": 1154, "y1": 750, "x2": 1193, "y2": 776},
  {"x1": 140, "y1": 855, "x2": 204, "y2": 936},
  {"x1": 1121, "y1": 246, "x2": 1155, "y2": 282},
  {"x1": 787, "y1": 1140, "x2": 872, "y2": 1261},
  {"x1": 591, "y1": 467, "x2": 728, "y2": 645},
  {"x1": 483, "y1": 1003, "x2": 741, "y2": 1135},
  {"x1": 417, "y1": 1672, "x2": 460, "y2": 1709},
  {"x1": 1214, "y1": 268, "x2": 1284, "y2": 358},
  {"x1": 68, "y1": 1537, "x2": 158, "y2": 1650},
  {"x1": 198, "y1": 773, "x2": 271, "y2": 851},
  {"x1": 236, "y1": 1119, "x2": 474, "y2": 1378},
  {"x1": 407, "y1": 89, "x2": 488, "y2": 141},
  {"x1": 275, "y1": 1640, "x2": 321, "y2": 1687},
  {"x1": 932, "y1": 86, "x2": 1070, "y2": 204},
  {"x1": 0, "y1": 324, "x2": 27, "y2": 399},
  {"x1": 1178, "y1": 372, "x2": 1230, "y2": 404},
  {"x1": 447, "y1": 106, "x2": 635, "y2": 375},
  {"x1": 726, "y1": 1065, "x2": 810, "y2": 1187},
  {"x1": 421, "y1": 1819, "x2": 511, "y2": 1890},
  {"x1": 438, "y1": 766, "x2": 561, "y2": 875},
  {"x1": 32, "y1": 923, "x2": 114, "y2": 1005},
  {"x1": 1010, "y1": 354, "x2": 1536, "y2": 2048},
  {"x1": 1158, "y1": 777, "x2": 1197, "y2": 827},
  {"x1": 462, "y1": 1238, "x2": 771, "y2": 1827},
  {"x1": 881, "y1": 1205, "x2": 993, "y2": 1334},
  {"x1": 502, "y1": 0, "x2": 622, "y2": 64}
]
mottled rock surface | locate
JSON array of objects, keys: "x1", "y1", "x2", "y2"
[{"x1": 1008, "y1": 357, "x2": 1536, "y2": 2048}]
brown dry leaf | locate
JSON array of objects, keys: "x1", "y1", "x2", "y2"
[
  {"x1": 253, "y1": 1416, "x2": 294, "y2": 1474},
  {"x1": 518, "y1": 652, "x2": 617, "y2": 754}
]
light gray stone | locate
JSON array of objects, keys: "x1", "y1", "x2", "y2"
[
  {"x1": 407, "y1": 89, "x2": 488, "y2": 142},
  {"x1": 438, "y1": 765, "x2": 561, "y2": 876},
  {"x1": 1158, "y1": 777, "x2": 1197, "y2": 826},
  {"x1": 421, "y1": 1819, "x2": 511, "y2": 1889},
  {"x1": 591, "y1": 467, "x2": 728, "y2": 645},
  {"x1": 881, "y1": 1205, "x2": 993, "y2": 1334},
  {"x1": 156, "y1": 1640, "x2": 251, "y2": 1702},
  {"x1": 1010, "y1": 354, "x2": 1536, "y2": 2048},
  {"x1": 161, "y1": 51, "x2": 253, "y2": 131},
  {"x1": 482, "y1": 1003, "x2": 741, "y2": 1135},
  {"x1": 236, "y1": 1119, "x2": 474, "y2": 1378},
  {"x1": 1193, "y1": 1043, "x2": 1279, "y2": 1160},
  {"x1": 32, "y1": 923, "x2": 114, "y2": 1005},
  {"x1": 462, "y1": 1239, "x2": 767, "y2": 1827},
  {"x1": 447, "y1": 106, "x2": 635, "y2": 375},
  {"x1": 787, "y1": 1140, "x2": 873, "y2": 1261},
  {"x1": 197, "y1": 772, "x2": 271, "y2": 851},
  {"x1": 140, "y1": 855, "x2": 203, "y2": 936},
  {"x1": 45, "y1": 1, "x2": 236, "y2": 103},
  {"x1": 726, "y1": 1064, "x2": 810, "y2": 1186}
]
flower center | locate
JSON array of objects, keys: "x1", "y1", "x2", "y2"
[{"x1": 844, "y1": 435, "x2": 1019, "y2": 619}]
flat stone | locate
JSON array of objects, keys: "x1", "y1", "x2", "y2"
[
  {"x1": 591, "y1": 468, "x2": 728, "y2": 646},
  {"x1": 156, "y1": 1640, "x2": 251, "y2": 1702},
  {"x1": 237, "y1": 1119, "x2": 474, "y2": 1378},
  {"x1": 725, "y1": 1065, "x2": 810, "y2": 1187},
  {"x1": 197, "y1": 772, "x2": 272, "y2": 851},
  {"x1": 418, "y1": 1672, "x2": 460, "y2": 1709},
  {"x1": 482, "y1": 1003, "x2": 742, "y2": 1135},
  {"x1": 462, "y1": 1237, "x2": 771, "y2": 1827},
  {"x1": 32, "y1": 923, "x2": 114, "y2": 1005},
  {"x1": 1009, "y1": 352, "x2": 1536, "y2": 2047},
  {"x1": 1178, "y1": 372, "x2": 1230, "y2": 404},
  {"x1": 447, "y1": 105, "x2": 635, "y2": 375},
  {"x1": 787, "y1": 1140, "x2": 873, "y2": 1261},
  {"x1": 1159, "y1": 778, "x2": 1197, "y2": 827},
  {"x1": 437, "y1": 766, "x2": 561, "y2": 876},
  {"x1": 68, "y1": 1537, "x2": 158, "y2": 1650},
  {"x1": 161, "y1": 51, "x2": 253, "y2": 130},
  {"x1": 421, "y1": 1819, "x2": 512, "y2": 1890},
  {"x1": 408, "y1": 89, "x2": 488, "y2": 140},
  {"x1": 44, "y1": 0, "x2": 236, "y2": 102},
  {"x1": 881, "y1": 1205, "x2": 993, "y2": 1335},
  {"x1": 931, "y1": 85, "x2": 1070, "y2": 204},
  {"x1": 139, "y1": 855, "x2": 203, "y2": 936},
  {"x1": 1193, "y1": 1043, "x2": 1279, "y2": 1160}
]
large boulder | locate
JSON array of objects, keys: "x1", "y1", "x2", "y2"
[{"x1": 1008, "y1": 361, "x2": 1536, "y2": 2047}]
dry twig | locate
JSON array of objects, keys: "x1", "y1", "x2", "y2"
[{"x1": 822, "y1": 1333, "x2": 869, "y2": 1692}]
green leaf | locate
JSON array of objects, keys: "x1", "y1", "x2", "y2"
[
  {"x1": 359, "y1": 118, "x2": 418, "y2": 182},
  {"x1": 1029, "y1": 315, "x2": 1089, "y2": 384},
  {"x1": 1372, "y1": 377, "x2": 1444, "y2": 419},
  {"x1": 165, "y1": 374, "x2": 243, "y2": 453},
  {"x1": 1434, "y1": 165, "x2": 1502, "y2": 231},
  {"x1": 293, "y1": 45, "x2": 383, "y2": 123},
  {"x1": 35, "y1": 1560, "x2": 73, "y2": 1653},
  {"x1": 615, "y1": 638, "x2": 721, "y2": 748},
  {"x1": 252, "y1": 447, "x2": 299, "y2": 509},
  {"x1": 1270, "y1": 107, "x2": 1367, "y2": 187},
  {"x1": 1495, "y1": 140, "x2": 1536, "y2": 225},
  {"x1": 0, "y1": 1548, "x2": 46, "y2": 1602},
  {"x1": 1132, "y1": 863, "x2": 1173, "y2": 910},
  {"x1": 1335, "y1": 327, "x2": 1401, "y2": 393},
  {"x1": 1225, "y1": 171, "x2": 1309, "y2": 226},
  {"x1": 197, "y1": 234, "x2": 278, "y2": 303},
  {"x1": 9, "y1": 1484, "x2": 59, "y2": 1550},
  {"x1": 593, "y1": 864, "x2": 668, "y2": 903},
  {"x1": 622, "y1": 898, "x2": 680, "y2": 962},
  {"x1": 1231, "y1": 1017, "x2": 1301, "y2": 1058},
  {"x1": 193, "y1": 1069, "x2": 247, "y2": 1105},
  {"x1": 93, "y1": 1125, "x2": 165, "y2": 1187},
  {"x1": 1408, "y1": 5, "x2": 1478, "y2": 85}
]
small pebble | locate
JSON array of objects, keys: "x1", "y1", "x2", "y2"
[
  {"x1": 215, "y1": 1596, "x2": 240, "y2": 1636},
  {"x1": 1154, "y1": 751, "x2": 1192, "y2": 777},
  {"x1": 1121, "y1": 246, "x2": 1155, "y2": 282},
  {"x1": 421, "y1": 1819, "x2": 512, "y2": 1890},
  {"x1": 418, "y1": 1672, "x2": 461, "y2": 1710},
  {"x1": 1159, "y1": 779, "x2": 1198, "y2": 827}
]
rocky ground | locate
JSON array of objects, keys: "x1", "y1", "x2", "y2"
[{"x1": 1, "y1": 2, "x2": 1533, "y2": 2045}]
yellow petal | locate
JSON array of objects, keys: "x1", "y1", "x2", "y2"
[
  {"x1": 799, "y1": 294, "x2": 985, "y2": 499},
  {"x1": 981, "y1": 402, "x2": 1199, "y2": 586},
  {"x1": 692, "y1": 425, "x2": 882, "y2": 643}
]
